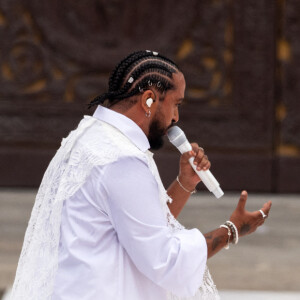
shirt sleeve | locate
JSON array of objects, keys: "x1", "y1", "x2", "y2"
[{"x1": 99, "y1": 156, "x2": 207, "y2": 297}]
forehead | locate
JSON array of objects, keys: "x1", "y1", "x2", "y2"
[{"x1": 171, "y1": 72, "x2": 186, "y2": 98}]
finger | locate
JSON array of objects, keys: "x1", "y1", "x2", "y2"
[
  {"x1": 181, "y1": 143, "x2": 200, "y2": 160},
  {"x1": 190, "y1": 144, "x2": 205, "y2": 158},
  {"x1": 191, "y1": 145, "x2": 205, "y2": 169},
  {"x1": 202, "y1": 160, "x2": 211, "y2": 171},
  {"x1": 257, "y1": 201, "x2": 272, "y2": 220},
  {"x1": 254, "y1": 210, "x2": 264, "y2": 220},
  {"x1": 262, "y1": 200, "x2": 272, "y2": 215},
  {"x1": 197, "y1": 155, "x2": 209, "y2": 170},
  {"x1": 190, "y1": 143, "x2": 201, "y2": 153},
  {"x1": 195, "y1": 154, "x2": 209, "y2": 171},
  {"x1": 193, "y1": 153, "x2": 205, "y2": 169},
  {"x1": 236, "y1": 190, "x2": 248, "y2": 212},
  {"x1": 181, "y1": 150, "x2": 196, "y2": 162}
]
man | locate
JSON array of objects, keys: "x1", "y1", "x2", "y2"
[{"x1": 10, "y1": 50, "x2": 272, "y2": 300}]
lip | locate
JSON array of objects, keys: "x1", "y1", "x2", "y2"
[{"x1": 166, "y1": 124, "x2": 174, "y2": 133}]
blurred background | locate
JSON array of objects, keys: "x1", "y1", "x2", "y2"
[{"x1": 0, "y1": 0, "x2": 299, "y2": 298}]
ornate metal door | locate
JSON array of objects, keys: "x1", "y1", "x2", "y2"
[{"x1": 0, "y1": 0, "x2": 299, "y2": 192}]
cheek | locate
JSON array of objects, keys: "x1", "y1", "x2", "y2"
[
  {"x1": 155, "y1": 102, "x2": 173, "y2": 126},
  {"x1": 162, "y1": 108, "x2": 173, "y2": 125}
]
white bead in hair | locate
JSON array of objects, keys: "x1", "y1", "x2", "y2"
[
  {"x1": 128, "y1": 77, "x2": 134, "y2": 83},
  {"x1": 153, "y1": 51, "x2": 158, "y2": 56}
]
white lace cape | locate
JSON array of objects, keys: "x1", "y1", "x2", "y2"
[{"x1": 10, "y1": 116, "x2": 220, "y2": 300}]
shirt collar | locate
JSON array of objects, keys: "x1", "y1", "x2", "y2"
[{"x1": 93, "y1": 105, "x2": 150, "y2": 152}]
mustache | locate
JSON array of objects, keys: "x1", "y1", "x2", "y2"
[{"x1": 167, "y1": 121, "x2": 176, "y2": 131}]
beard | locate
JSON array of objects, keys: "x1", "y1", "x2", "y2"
[
  {"x1": 148, "y1": 118, "x2": 165, "y2": 150},
  {"x1": 148, "y1": 116, "x2": 174, "y2": 150}
]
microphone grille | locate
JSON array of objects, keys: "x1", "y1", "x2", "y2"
[{"x1": 167, "y1": 126, "x2": 187, "y2": 147}]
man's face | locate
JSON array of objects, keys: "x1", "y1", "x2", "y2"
[{"x1": 148, "y1": 72, "x2": 186, "y2": 150}]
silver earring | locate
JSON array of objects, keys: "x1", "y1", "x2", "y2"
[{"x1": 145, "y1": 111, "x2": 151, "y2": 118}]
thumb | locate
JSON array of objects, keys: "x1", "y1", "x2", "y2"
[
  {"x1": 236, "y1": 190, "x2": 248, "y2": 212},
  {"x1": 181, "y1": 150, "x2": 195, "y2": 162}
]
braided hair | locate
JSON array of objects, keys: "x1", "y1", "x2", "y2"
[{"x1": 88, "y1": 50, "x2": 180, "y2": 109}]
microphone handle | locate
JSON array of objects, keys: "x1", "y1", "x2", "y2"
[{"x1": 177, "y1": 141, "x2": 224, "y2": 198}]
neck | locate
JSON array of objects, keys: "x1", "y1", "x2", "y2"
[{"x1": 110, "y1": 106, "x2": 150, "y2": 137}]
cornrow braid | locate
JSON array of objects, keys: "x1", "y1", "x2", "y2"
[
  {"x1": 88, "y1": 50, "x2": 180, "y2": 109},
  {"x1": 108, "y1": 51, "x2": 154, "y2": 92},
  {"x1": 109, "y1": 51, "x2": 179, "y2": 92}
]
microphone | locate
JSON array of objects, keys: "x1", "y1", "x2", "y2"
[{"x1": 167, "y1": 126, "x2": 224, "y2": 198}]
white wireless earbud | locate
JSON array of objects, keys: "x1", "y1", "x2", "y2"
[{"x1": 146, "y1": 98, "x2": 153, "y2": 108}]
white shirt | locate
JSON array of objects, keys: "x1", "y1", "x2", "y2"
[{"x1": 52, "y1": 106, "x2": 207, "y2": 300}]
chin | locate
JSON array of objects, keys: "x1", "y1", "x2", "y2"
[{"x1": 149, "y1": 137, "x2": 164, "y2": 151}]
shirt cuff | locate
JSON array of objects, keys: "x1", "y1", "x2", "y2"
[{"x1": 161, "y1": 228, "x2": 207, "y2": 297}]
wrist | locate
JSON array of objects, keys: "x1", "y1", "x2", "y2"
[
  {"x1": 176, "y1": 175, "x2": 196, "y2": 194},
  {"x1": 219, "y1": 220, "x2": 239, "y2": 250},
  {"x1": 224, "y1": 221, "x2": 239, "y2": 245},
  {"x1": 177, "y1": 174, "x2": 197, "y2": 192}
]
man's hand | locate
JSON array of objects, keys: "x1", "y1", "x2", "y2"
[
  {"x1": 178, "y1": 143, "x2": 211, "y2": 191},
  {"x1": 229, "y1": 191, "x2": 272, "y2": 237},
  {"x1": 204, "y1": 191, "x2": 272, "y2": 258},
  {"x1": 167, "y1": 143, "x2": 211, "y2": 218}
]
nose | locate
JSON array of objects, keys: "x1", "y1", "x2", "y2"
[{"x1": 172, "y1": 108, "x2": 179, "y2": 124}]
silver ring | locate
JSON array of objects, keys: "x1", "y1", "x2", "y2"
[{"x1": 259, "y1": 209, "x2": 267, "y2": 219}]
